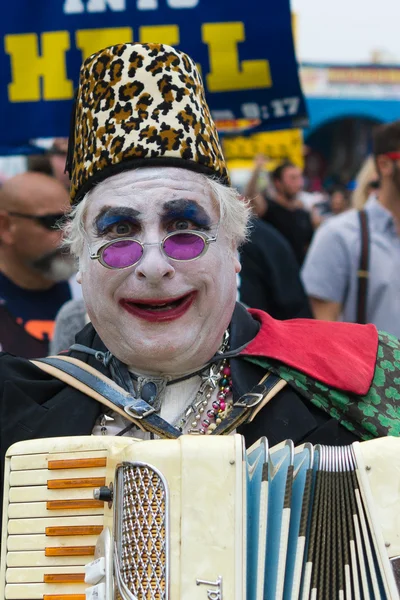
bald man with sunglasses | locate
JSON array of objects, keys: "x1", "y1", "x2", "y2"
[{"x1": 0, "y1": 172, "x2": 78, "y2": 357}]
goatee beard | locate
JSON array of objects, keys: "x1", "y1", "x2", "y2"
[{"x1": 31, "y1": 249, "x2": 77, "y2": 283}]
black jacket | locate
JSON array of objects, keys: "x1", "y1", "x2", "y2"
[{"x1": 239, "y1": 219, "x2": 312, "y2": 319}]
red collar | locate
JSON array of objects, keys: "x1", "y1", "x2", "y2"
[{"x1": 239, "y1": 310, "x2": 378, "y2": 395}]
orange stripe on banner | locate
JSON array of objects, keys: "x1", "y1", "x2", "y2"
[
  {"x1": 48, "y1": 457, "x2": 107, "y2": 470},
  {"x1": 44, "y1": 573, "x2": 85, "y2": 583},
  {"x1": 46, "y1": 526, "x2": 103, "y2": 536},
  {"x1": 44, "y1": 596, "x2": 86, "y2": 600},
  {"x1": 45, "y1": 546, "x2": 95, "y2": 557},
  {"x1": 47, "y1": 477, "x2": 106, "y2": 489},
  {"x1": 47, "y1": 499, "x2": 104, "y2": 510}
]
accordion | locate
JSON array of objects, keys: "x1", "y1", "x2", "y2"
[{"x1": 0, "y1": 435, "x2": 399, "y2": 600}]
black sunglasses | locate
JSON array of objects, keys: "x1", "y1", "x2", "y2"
[
  {"x1": 368, "y1": 180, "x2": 380, "y2": 190},
  {"x1": 8, "y1": 212, "x2": 67, "y2": 230}
]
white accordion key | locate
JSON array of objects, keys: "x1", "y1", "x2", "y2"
[
  {"x1": 86, "y1": 581, "x2": 106, "y2": 600},
  {"x1": 85, "y1": 557, "x2": 106, "y2": 585}
]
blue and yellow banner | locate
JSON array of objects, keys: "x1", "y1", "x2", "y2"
[{"x1": 0, "y1": 0, "x2": 308, "y2": 154}]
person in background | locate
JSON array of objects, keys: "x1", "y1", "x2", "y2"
[
  {"x1": 245, "y1": 157, "x2": 314, "y2": 265},
  {"x1": 329, "y1": 185, "x2": 350, "y2": 216},
  {"x1": 0, "y1": 172, "x2": 79, "y2": 357},
  {"x1": 312, "y1": 185, "x2": 350, "y2": 223},
  {"x1": 239, "y1": 218, "x2": 312, "y2": 319},
  {"x1": 351, "y1": 155, "x2": 380, "y2": 210},
  {"x1": 27, "y1": 138, "x2": 70, "y2": 191},
  {"x1": 50, "y1": 297, "x2": 88, "y2": 355},
  {"x1": 302, "y1": 120, "x2": 400, "y2": 338}
]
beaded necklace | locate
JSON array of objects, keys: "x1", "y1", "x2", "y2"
[
  {"x1": 98, "y1": 331, "x2": 232, "y2": 437},
  {"x1": 174, "y1": 358, "x2": 233, "y2": 435},
  {"x1": 173, "y1": 331, "x2": 233, "y2": 434}
]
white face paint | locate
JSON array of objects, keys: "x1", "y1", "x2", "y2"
[{"x1": 79, "y1": 167, "x2": 241, "y2": 375}]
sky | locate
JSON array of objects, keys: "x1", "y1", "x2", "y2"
[{"x1": 292, "y1": 0, "x2": 400, "y2": 64}]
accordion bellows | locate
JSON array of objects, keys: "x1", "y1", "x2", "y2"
[
  {"x1": 68, "y1": 43, "x2": 230, "y2": 204},
  {"x1": 0, "y1": 435, "x2": 399, "y2": 599}
]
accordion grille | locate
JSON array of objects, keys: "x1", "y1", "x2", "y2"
[{"x1": 119, "y1": 464, "x2": 167, "y2": 600}]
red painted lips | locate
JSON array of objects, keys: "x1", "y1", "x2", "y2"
[{"x1": 119, "y1": 291, "x2": 196, "y2": 322}]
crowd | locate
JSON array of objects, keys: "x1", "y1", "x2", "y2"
[
  {"x1": 242, "y1": 120, "x2": 400, "y2": 338},
  {"x1": 0, "y1": 119, "x2": 399, "y2": 359}
]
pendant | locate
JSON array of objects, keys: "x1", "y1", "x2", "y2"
[
  {"x1": 136, "y1": 376, "x2": 167, "y2": 412},
  {"x1": 201, "y1": 364, "x2": 221, "y2": 390},
  {"x1": 100, "y1": 413, "x2": 114, "y2": 436}
]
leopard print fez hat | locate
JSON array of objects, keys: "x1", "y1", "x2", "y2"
[{"x1": 66, "y1": 42, "x2": 230, "y2": 204}]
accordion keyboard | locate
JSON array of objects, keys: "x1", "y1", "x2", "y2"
[
  {"x1": 1, "y1": 435, "x2": 245, "y2": 600},
  {"x1": 4, "y1": 448, "x2": 109, "y2": 600}
]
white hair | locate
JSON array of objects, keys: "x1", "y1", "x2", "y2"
[{"x1": 63, "y1": 170, "x2": 252, "y2": 260}]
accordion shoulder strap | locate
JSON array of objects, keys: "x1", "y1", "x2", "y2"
[
  {"x1": 30, "y1": 355, "x2": 181, "y2": 439},
  {"x1": 248, "y1": 376, "x2": 288, "y2": 422},
  {"x1": 357, "y1": 209, "x2": 370, "y2": 324},
  {"x1": 213, "y1": 372, "x2": 287, "y2": 434},
  {"x1": 31, "y1": 355, "x2": 285, "y2": 438}
]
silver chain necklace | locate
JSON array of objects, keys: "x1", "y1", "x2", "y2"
[
  {"x1": 173, "y1": 331, "x2": 231, "y2": 434},
  {"x1": 99, "y1": 331, "x2": 230, "y2": 436}
]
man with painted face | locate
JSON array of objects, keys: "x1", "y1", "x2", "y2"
[{"x1": 0, "y1": 44, "x2": 399, "y2": 482}]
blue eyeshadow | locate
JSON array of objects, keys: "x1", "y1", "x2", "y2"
[
  {"x1": 162, "y1": 202, "x2": 211, "y2": 228},
  {"x1": 95, "y1": 214, "x2": 138, "y2": 234}
]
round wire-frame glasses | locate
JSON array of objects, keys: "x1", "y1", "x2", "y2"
[{"x1": 88, "y1": 226, "x2": 220, "y2": 270}]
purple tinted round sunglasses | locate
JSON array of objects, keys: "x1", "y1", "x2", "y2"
[{"x1": 89, "y1": 227, "x2": 219, "y2": 270}]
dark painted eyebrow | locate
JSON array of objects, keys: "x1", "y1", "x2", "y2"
[
  {"x1": 161, "y1": 199, "x2": 211, "y2": 226},
  {"x1": 94, "y1": 206, "x2": 141, "y2": 225},
  {"x1": 94, "y1": 206, "x2": 141, "y2": 234}
]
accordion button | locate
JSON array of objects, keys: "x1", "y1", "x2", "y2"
[
  {"x1": 85, "y1": 557, "x2": 106, "y2": 585},
  {"x1": 86, "y1": 581, "x2": 106, "y2": 599},
  {"x1": 93, "y1": 485, "x2": 113, "y2": 503}
]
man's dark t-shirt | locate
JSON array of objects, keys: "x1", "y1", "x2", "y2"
[
  {"x1": 262, "y1": 198, "x2": 314, "y2": 266},
  {"x1": 0, "y1": 272, "x2": 71, "y2": 358}
]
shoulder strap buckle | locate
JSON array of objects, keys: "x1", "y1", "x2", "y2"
[
  {"x1": 124, "y1": 402, "x2": 156, "y2": 420},
  {"x1": 234, "y1": 391, "x2": 266, "y2": 408}
]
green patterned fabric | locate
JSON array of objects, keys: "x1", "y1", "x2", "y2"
[{"x1": 244, "y1": 330, "x2": 400, "y2": 441}]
